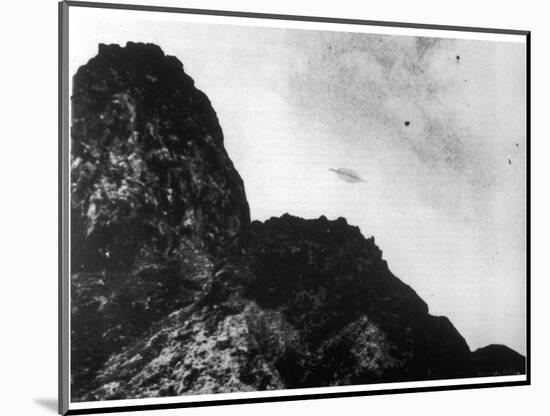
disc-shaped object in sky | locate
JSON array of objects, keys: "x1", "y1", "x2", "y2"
[{"x1": 329, "y1": 168, "x2": 366, "y2": 183}]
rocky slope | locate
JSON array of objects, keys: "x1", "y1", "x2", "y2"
[
  {"x1": 70, "y1": 43, "x2": 525, "y2": 401},
  {"x1": 70, "y1": 42, "x2": 249, "y2": 397}
]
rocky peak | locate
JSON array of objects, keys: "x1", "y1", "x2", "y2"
[{"x1": 71, "y1": 42, "x2": 249, "y2": 273}]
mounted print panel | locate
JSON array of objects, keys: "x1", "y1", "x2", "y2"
[{"x1": 59, "y1": 1, "x2": 530, "y2": 414}]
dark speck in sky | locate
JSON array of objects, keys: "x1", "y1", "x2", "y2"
[
  {"x1": 404, "y1": 121, "x2": 410, "y2": 126},
  {"x1": 508, "y1": 158, "x2": 512, "y2": 165},
  {"x1": 456, "y1": 55, "x2": 460, "y2": 62}
]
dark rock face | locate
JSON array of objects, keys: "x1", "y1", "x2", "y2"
[
  {"x1": 471, "y1": 345, "x2": 526, "y2": 376},
  {"x1": 70, "y1": 43, "x2": 525, "y2": 402},
  {"x1": 219, "y1": 214, "x2": 474, "y2": 385},
  {"x1": 70, "y1": 42, "x2": 249, "y2": 398},
  {"x1": 71, "y1": 42, "x2": 250, "y2": 274}
]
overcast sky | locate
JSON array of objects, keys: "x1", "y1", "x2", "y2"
[{"x1": 70, "y1": 9, "x2": 527, "y2": 355}]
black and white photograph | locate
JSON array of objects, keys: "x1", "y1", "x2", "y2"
[{"x1": 59, "y1": 1, "x2": 529, "y2": 414}]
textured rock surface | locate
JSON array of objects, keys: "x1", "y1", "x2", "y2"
[
  {"x1": 70, "y1": 42, "x2": 249, "y2": 397},
  {"x1": 71, "y1": 42, "x2": 250, "y2": 274},
  {"x1": 70, "y1": 43, "x2": 525, "y2": 402}
]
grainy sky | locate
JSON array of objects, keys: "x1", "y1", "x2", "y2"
[{"x1": 70, "y1": 9, "x2": 527, "y2": 354}]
